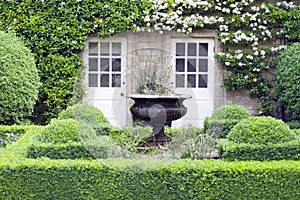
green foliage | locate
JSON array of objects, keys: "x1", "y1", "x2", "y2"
[
  {"x1": 36, "y1": 119, "x2": 85, "y2": 144},
  {"x1": 0, "y1": 1, "x2": 298, "y2": 122},
  {"x1": 27, "y1": 136, "x2": 115, "y2": 159},
  {"x1": 210, "y1": 104, "x2": 250, "y2": 120},
  {"x1": 164, "y1": 125, "x2": 204, "y2": 138},
  {"x1": 0, "y1": 31, "x2": 40, "y2": 124},
  {"x1": 204, "y1": 104, "x2": 250, "y2": 138},
  {"x1": 110, "y1": 125, "x2": 152, "y2": 156},
  {"x1": 275, "y1": 42, "x2": 300, "y2": 121},
  {"x1": 227, "y1": 116, "x2": 295, "y2": 145},
  {"x1": 1, "y1": 126, "x2": 300, "y2": 199},
  {"x1": 218, "y1": 137, "x2": 300, "y2": 161},
  {"x1": 58, "y1": 103, "x2": 114, "y2": 136},
  {"x1": 164, "y1": 125, "x2": 216, "y2": 159},
  {"x1": 29, "y1": 119, "x2": 118, "y2": 159},
  {"x1": 286, "y1": 120, "x2": 300, "y2": 129},
  {"x1": 0, "y1": 125, "x2": 30, "y2": 148},
  {"x1": 0, "y1": 0, "x2": 152, "y2": 123}
]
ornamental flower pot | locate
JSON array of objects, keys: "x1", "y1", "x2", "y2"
[{"x1": 128, "y1": 94, "x2": 191, "y2": 146}]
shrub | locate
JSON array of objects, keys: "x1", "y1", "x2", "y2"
[
  {"x1": 36, "y1": 119, "x2": 91, "y2": 144},
  {"x1": 286, "y1": 120, "x2": 300, "y2": 129},
  {"x1": 58, "y1": 103, "x2": 114, "y2": 135},
  {"x1": 227, "y1": 116, "x2": 295, "y2": 145},
  {"x1": 2, "y1": 126, "x2": 300, "y2": 199},
  {"x1": 204, "y1": 104, "x2": 250, "y2": 138},
  {"x1": 30, "y1": 119, "x2": 118, "y2": 159},
  {"x1": 275, "y1": 42, "x2": 300, "y2": 121},
  {"x1": 163, "y1": 125, "x2": 215, "y2": 159},
  {"x1": 110, "y1": 125, "x2": 152, "y2": 156},
  {"x1": 0, "y1": 31, "x2": 40, "y2": 125}
]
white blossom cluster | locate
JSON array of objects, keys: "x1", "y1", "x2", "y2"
[
  {"x1": 276, "y1": 1, "x2": 297, "y2": 9},
  {"x1": 217, "y1": 48, "x2": 269, "y2": 69},
  {"x1": 141, "y1": 0, "x2": 225, "y2": 34},
  {"x1": 215, "y1": 0, "x2": 254, "y2": 15}
]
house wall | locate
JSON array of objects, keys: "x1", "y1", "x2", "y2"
[
  {"x1": 123, "y1": 30, "x2": 261, "y2": 118},
  {"x1": 84, "y1": 30, "x2": 261, "y2": 127}
]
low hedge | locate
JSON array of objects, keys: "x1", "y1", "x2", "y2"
[
  {"x1": 217, "y1": 138, "x2": 300, "y2": 161},
  {"x1": 29, "y1": 119, "x2": 117, "y2": 159},
  {"x1": 0, "y1": 159, "x2": 300, "y2": 199},
  {"x1": 27, "y1": 141, "x2": 111, "y2": 159},
  {"x1": 1, "y1": 127, "x2": 300, "y2": 199}
]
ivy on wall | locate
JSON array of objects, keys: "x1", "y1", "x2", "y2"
[
  {"x1": 0, "y1": 0, "x2": 299, "y2": 123},
  {"x1": 0, "y1": 0, "x2": 151, "y2": 123}
]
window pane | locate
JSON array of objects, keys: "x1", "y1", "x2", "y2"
[
  {"x1": 199, "y1": 59, "x2": 208, "y2": 72},
  {"x1": 187, "y1": 74, "x2": 196, "y2": 88},
  {"x1": 188, "y1": 43, "x2": 196, "y2": 56},
  {"x1": 100, "y1": 58, "x2": 110, "y2": 71},
  {"x1": 199, "y1": 74, "x2": 208, "y2": 88},
  {"x1": 176, "y1": 59, "x2": 185, "y2": 72},
  {"x1": 112, "y1": 58, "x2": 121, "y2": 72},
  {"x1": 88, "y1": 58, "x2": 98, "y2": 71},
  {"x1": 187, "y1": 59, "x2": 196, "y2": 72},
  {"x1": 176, "y1": 74, "x2": 185, "y2": 88},
  {"x1": 112, "y1": 42, "x2": 121, "y2": 56},
  {"x1": 88, "y1": 42, "x2": 98, "y2": 56},
  {"x1": 88, "y1": 74, "x2": 98, "y2": 87},
  {"x1": 100, "y1": 74, "x2": 109, "y2": 87},
  {"x1": 100, "y1": 42, "x2": 109, "y2": 56},
  {"x1": 112, "y1": 74, "x2": 121, "y2": 87},
  {"x1": 176, "y1": 43, "x2": 185, "y2": 56},
  {"x1": 199, "y1": 43, "x2": 208, "y2": 56}
]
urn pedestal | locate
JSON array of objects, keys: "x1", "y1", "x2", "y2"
[{"x1": 128, "y1": 94, "x2": 191, "y2": 146}]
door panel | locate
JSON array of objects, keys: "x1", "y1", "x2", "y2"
[
  {"x1": 171, "y1": 38, "x2": 214, "y2": 127},
  {"x1": 84, "y1": 37, "x2": 127, "y2": 127}
]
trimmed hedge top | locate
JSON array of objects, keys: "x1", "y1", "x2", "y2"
[
  {"x1": 227, "y1": 116, "x2": 295, "y2": 145},
  {"x1": 36, "y1": 119, "x2": 94, "y2": 144},
  {"x1": 210, "y1": 104, "x2": 250, "y2": 120},
  {"x1": 58, "y1": 103, "x2": 113, "y2": 135}
]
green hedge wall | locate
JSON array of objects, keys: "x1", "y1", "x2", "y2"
[
  {"x1": 26, "y1": 142, "x2": 105, "y2": 159},
  {"x1": 0, "y1": 159, "x2": 300, "y2": 199},
  {"x1": 218, "y1": 138, "x2": 300, "y2": 161},
  {"x1": 1, "y1": 126, "x2": 300, "y2": 199}
]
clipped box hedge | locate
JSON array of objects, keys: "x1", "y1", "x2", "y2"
[
  {"x1": 218, "y1": 138, "x2": 300, "y2": 161},
  {"x1": 27, "y1": 142, "x2": 109, "y2": 159},
  {"x1": 1, "y1": 159, "x2": 300, "y2": 199},
  {"x1": 1, "y1": 126, "x2": 300, "y2": 199}
]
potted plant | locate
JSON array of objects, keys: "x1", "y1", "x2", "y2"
[{"x1": 128, "y1": 48, "x2": 191, "y2": 146}]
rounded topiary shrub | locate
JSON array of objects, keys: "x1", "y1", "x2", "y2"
[
  {"x1": 204, "y1": 104, "x2": 250, "y2": 138},
  {"x1": 37, "y1": 119, "x2": 94, "y2": 144},
  {"x1": 275, "y1": 42, "x2": 300, "y2": 121},
  {"x1": 0, "y1": 31, "x2": 40, "y2": 124},
  {"x1": 227, "y1": 116, "x2": 296, "y2": 145},
  {"x1": 58, "y1": 103, "x2": 113, "y2": 135}
]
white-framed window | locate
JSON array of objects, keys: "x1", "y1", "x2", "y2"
[
  {"x1": 86, "y1": 40, "x2": 124, "y2": 88},
  {"x1": 174, "y1": 41, "x2": 210, "y2": 88}
]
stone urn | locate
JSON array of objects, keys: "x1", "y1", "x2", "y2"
[{"x1": 127, "y1": 94, "x2": 191, "y2": 146}]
